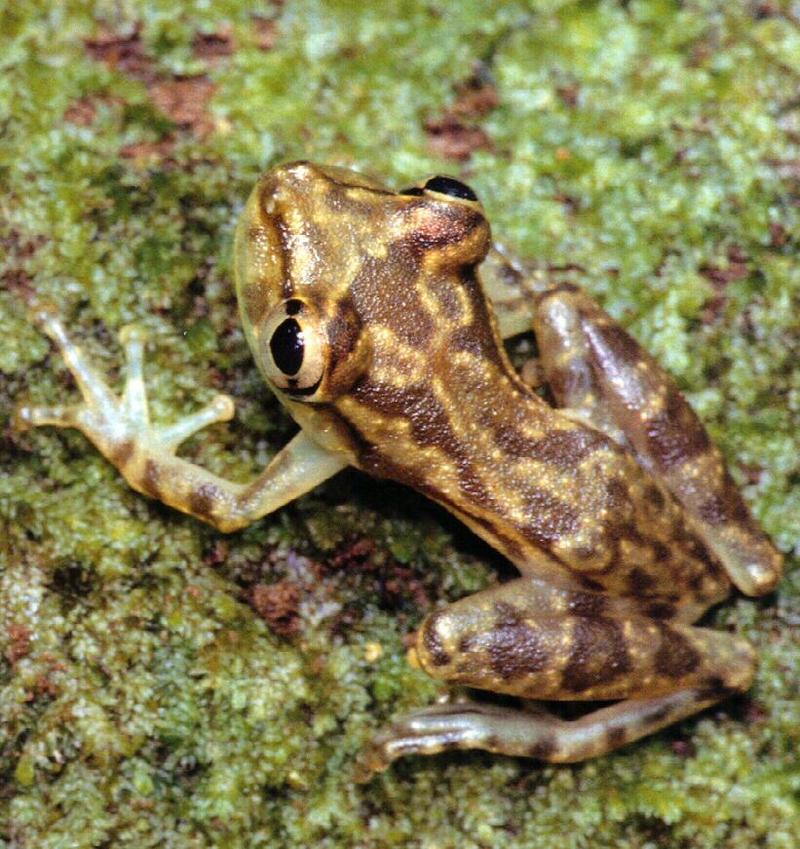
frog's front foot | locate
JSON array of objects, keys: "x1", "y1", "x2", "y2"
[
  {"x1": 16, "y1": 301, "x2": 234, "y2": 481},
  {"x1": 18, "y1": 300, "x2": 348, "y2": 531}
]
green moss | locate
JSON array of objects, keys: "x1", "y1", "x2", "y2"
[{"x1": 1, "y1": 0, "x2": 798, "y2": 847}]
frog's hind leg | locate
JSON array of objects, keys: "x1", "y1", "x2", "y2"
[
  {"x1": 360, "y1": 688, "x2": 723, "y2": 776},
  {"x1": 359, "y1": 577, "x2": 755, "y2": 776},
  {"x1": 530, "y1": 283, "x2": 782, "y2": 597}
]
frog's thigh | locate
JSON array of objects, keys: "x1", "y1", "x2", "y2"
[
  {"x1": 532, "y1": 284, "x2": 782, "y2": 597},
  {"x1": 413, "y1": 578, "x2": 754, "y2": 702},
  {"x1": 16, "y1": 305, "x2": 347, "y2": 531},
  {"x1": 362, "y1": 578, "x2": 755, "y2": 773}
]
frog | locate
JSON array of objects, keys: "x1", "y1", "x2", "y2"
[{"x1": 16, "y1": 161, "x2": 783, "y2": 776}]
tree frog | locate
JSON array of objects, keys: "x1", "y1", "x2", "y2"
[{"x1": 17, "y1": 162, "x2": 783, "y2": 775}]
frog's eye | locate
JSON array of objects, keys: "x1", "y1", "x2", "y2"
[
  {"x1": 423, "y1": 175, "x2": 479, "y2": 202},
  {"x1": 261, "y1": 299, "x2": 327, "y2": 398}
]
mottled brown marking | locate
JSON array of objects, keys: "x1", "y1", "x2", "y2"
[
  {"x1": 521, "y1": 488, "x2": 582, "y2": 546},
  {"x1": 589, "y1": 319, "x2": 645, "y2": 367},
  {"x1": 492, "y1": 423, "x2": 540, "y2": 459},
  {"x1": 645, "y1": 600, "x2": 676, "y2": 620},
  {"x1": 688, "y1": 572, "x2": 706, "y2": 592},
  {"x1": 396, "y1": 204, "x2": 486, "y2": 253},
  {"x1": 562, "y1": 617, "x2": 631, "y2": 693},
  {"x1": 483, "y1": 616, "x2": 551, "y2": 681},
  {"x1": 700, "y1": 676, "x2": 735, "y2": 699},
  {"x1": 527, "y1": 426, "x2": 608, "y2": 472},
  {"x1": 654, "y1": 623, "x2": 701, "y2": 679},
  {"x1": 353, "y1": 380, "x2": 463, "y2": 463},
  {"x1": 328, "y1": 295, "x2": 362, "y2": 361},
  {"x1": 190, "y1": 483, "x2": 220, "y2": 520},
  {"x1": 651, "y1": 540, "x2": 670, "y2": 564},
  {"x1": 605, "y1": 725, "x2": 628, "y2": 749},
  {"x1": 642, "y1": 702, "x2": 673, "y2": 727},
  {"x1": 421, "y1": 611, "x2": 452, "y2": 667},
  {"x1": 603, "y1": 519, "x2": 643, "y2": 549},
  {"x1": 546, "y1": 361, "x2": 593, "y2": 410},
  {"x1": 350, "y1": 246, "x2": 434, "y2": 348},
  {"x1": 644, "y1": 388, "x2": 712, "y2": 470},
  {"x1": 347, "y1": 418, "x2": 428, "y2": 491},
  {"x1": 449, "y1": 321, "x2": 503, "y2": 367},
  {"x1": 645, "y1": 484, "x2": 666, "y2": 511},
  {"x1": 578, "y1": 574, "x2": 605, "y2": 592},
  {"x1": 457, "y1": 465, "x2": 496, "y2": 507},
  {"x1": 446, "y1": 273, "x2": 509, "y2": 371},
  {"x1": 528, "y1": 736, "x2": 557, "y2": 760},
  {"x1": 325, "y1": 294, "x2": 367, "y2": 396},
  {"x1": 428, "y1": 276, "x2": 464, "y2": 323},
  {"x1": 628, "y1": 567, "x2": 656, "y2": 594},
  {"x1": 111, "y1": 438, "x2": 135, "y2": 467},
  {"x1": 350, "y1": 377, "x2": 503, "y2": 516},
  {"x1": 142, "y1": 459, "x2": 161, "y2": 498},
  {"x1": 492, "y1": 601, "x2": 522, "y2": 625},
  {"x1": 605, "y1": 477, "x2": 629, "y2": 510},
  {"x1": 566, "y1": 591, "x2": 608, "y2": 618},
  {"x1": 697, "y1": 488, "x2": 751, "y2": 526}
]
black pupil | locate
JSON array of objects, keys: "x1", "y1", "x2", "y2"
[
  {"x1": 423, "y1": 175, "x2": 478, "y2": 201},
  {"x1": 270, "y1": 318, "x2": 304, "y2": 376}
]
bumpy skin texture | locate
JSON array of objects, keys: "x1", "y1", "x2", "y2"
[{"x1": 17, "y1": 162, "x2": 783, "y2": 775}]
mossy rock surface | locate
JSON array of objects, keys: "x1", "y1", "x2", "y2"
[{"x1": 1, "y1": 2, "x2": 798, "y2": 847}]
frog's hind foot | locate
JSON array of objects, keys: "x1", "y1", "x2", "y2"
[
  {"x1": 16, "y1": 302, "x2": 234, "y2": 466},
  {"x1": 358, "y1": 686, "x2": 728, "y2": 778}
]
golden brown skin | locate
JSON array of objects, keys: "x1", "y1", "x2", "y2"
[{"x1": 17, "y1": 161, "x2": 783, "y2": 775}]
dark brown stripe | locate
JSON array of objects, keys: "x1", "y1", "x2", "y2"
[
  {"x1": 189, "y1": 483, "x2": 221, "y2": 521},
  {"x1": 643, "y1": 388, "x2": 713, "y2": 470},
  {"x1": 111, "y1": 438, "x2": 135, "y2": 467},
  {"x1": 562, "y1": 617, "x2": 631, "y2": 693},
  {"x1": 395, "y1": 204, "x2": 486, "y2": 252},
  {"x1": 566, "y1": 590, "x2": 608, "y2": 619},
  {"x1": 605, "y1": 725, "x2": 628, "y2": 750},
  {"x1": 654, "y1": 622, "x2": 701, "y2": 679},
  {"x1": 628, "y1": 567, "x2": 657, "y2": 594},
  {"x1": 520, "y1": 487, "x2": 582, "y2": 547},
  {"x1": 421, "y1": 611, "x2": 452, "y2": 667},
  {"x1": 644, "y1": 483, "x2": 666, "y2": 511},
  {"x1": 484, "y1": 619, "x2": 552, "y2": 681},
  {"x1": 350, "y1": 246, "x2": 434, "y2": 348},
  {"x1": 697, "y1": 486, "x2": 751, "y2": 526},
  {"x1": 142, "y1": 459, "x2": 161, "y2": 499},
  {"x1": 528, "y1": 736, "x2": 557, "y2": 760}
]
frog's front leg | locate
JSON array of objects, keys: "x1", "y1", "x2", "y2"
[
  {"x1": 528, "y1": 284, "x2": 782, "y2": 597},
  {"x1": 360, "y1": 576, "x2": 755, "y2": 775},
  {"x1": 16, "y1": 303, "x2": 347, "y2": 531}
]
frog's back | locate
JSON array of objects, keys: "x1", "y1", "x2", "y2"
[{"x1": 327, "y1": 256, "x2": 729, "y2": 612}]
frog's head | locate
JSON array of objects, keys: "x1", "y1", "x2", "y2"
[{"x1": 234, "y1": 161, "x2": 491, "y2": 408}]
